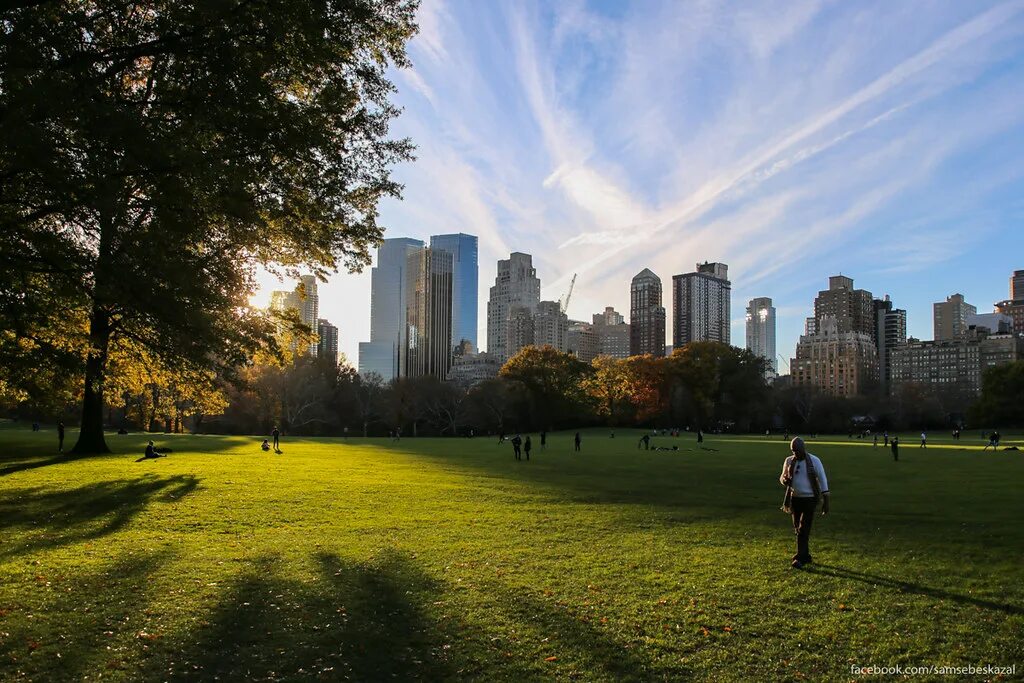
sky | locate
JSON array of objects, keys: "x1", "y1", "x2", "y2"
[{"x1": 255, "y1": 0, "x2": 1024, "y2": 371}]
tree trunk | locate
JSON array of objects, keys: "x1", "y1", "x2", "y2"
[{"x1": 73, "y1": 307, "x2": 111, "y2": 454}]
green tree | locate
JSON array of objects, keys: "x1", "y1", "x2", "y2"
[
  {"x1": 499, "y1": 346, "x2": 592, "y2": 430},
  {"x1": 970, "y1": 361, "x2": 1024, "y2": 427},
  {"x1": 0, "y1": 0, "x2": 417, "y2": 452}
]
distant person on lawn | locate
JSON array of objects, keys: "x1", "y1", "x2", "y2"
[
  {"x1": 920, "y1": 431, "x2": 927, "y2": 448},
  {"x1": 261, "y1": 439, "x2": 271, "y2": 452},
  {"x1": 574, "y1": 432, "x2": 581, "y2": 452},
  {"x1": 511, "y1": 434, "x2": 522, "y2": 460},
  {"x1": 697, "y1": 429, "x2": 704, "y2": 444},
  {"x1": 983, "y1": 431, "x2": 1000, "y2": 451},
  {"x1": 779, "y1": 437, "x2": 830, "y2": 569},
  {"x1": 540, "y1": 431, "x2": 547, "y2": 450},
  {"x1": 524, "y1": 436, "x2": 532, "y2": 461},
  {"x1": 138, "y1": 441, "x2": 166, "y2": 461},
  {"x1": 639, "y1": 434, "x2": 650, "y2": 450},
  {"x1": 891, "y1": 436, "x2": 899, "y2": 461},
  {"x1": 57, "y1": 421, "x2": 65, "y2": 453},
  {"x1": 272, "y1": 426, "x2": 280, "y2": 451}
]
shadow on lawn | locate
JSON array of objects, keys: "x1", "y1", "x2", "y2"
[
  {"x1": 0, "y1": 474, "x2": 200, "y2": 560},
  {"x1": 810, "y1": 564, "x2": 1024, "y2": 616},
  {"x1": 161, "y1": 549, "x2": 665, "y2": 681},
  {"x1": 163, "y1": 550, "x2": 465, "y2": 681}
]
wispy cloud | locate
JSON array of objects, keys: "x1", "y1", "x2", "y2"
[{"x1": 308, "y1": 0, "x2": 1024, "y2": 364}]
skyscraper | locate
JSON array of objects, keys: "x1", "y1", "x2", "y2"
[
  {"x1": 791, "y1": 275, "x2": 879, "y2": 396},
  {"x1": 269, "y1": 275, "x2": 319, "y2": 357},
  {"x1": 487, "y1": 252, "x2": 541, "y2": 362},
  {"x1": 745, "y1": 297, "x2": 776, "y2": 380},
  {"x1": 593, "y1": 307, "x2": 630, "y2": 358},
  {"x1": 933, "y1": 293, "x2": 976, "y2": 341},
  {"x1": 403, "y1": 247, "x2": 453, "y2": 379},
  {"x1": 672, "y1": 262, "x2": 731, "y2": 348},
  {"x1": 874, "y1": 296, "x2": 907, "y2": 394},
  {"x1": 533, "y1": 300, "x2": 568, "y2": 352},
  {"x1": 814, "y1": 275, "x2": 874, "y2": 340},
  {"x1": 630, "y1": 269, "x2": 666, "y2": 357},
  {"x1": 358, "y1": 237, "x2": 424, "y2": 380},
  {"x1": 317, "y1": 319, "x2": 339, "y2": 366},
  {"x1": 429, "y1": 233, "x2": 479, "y2": 353}
]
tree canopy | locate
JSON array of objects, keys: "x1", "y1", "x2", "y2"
[{"x1": 0, "y1": 0, "x2": 418, "y2": 451}]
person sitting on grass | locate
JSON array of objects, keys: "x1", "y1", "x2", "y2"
[
  {"x1": 261, "y1": 439, "x2": 271, "y2": 452},
  {"x1": 779, "y1": 437, "x2": 830, "y2": 569},
  {"x1": 136, "y1": 441, "x2": 167, "y2": 462},
  {"x1": 639, "y1": 434, "x2": 651, "y2": 450}
]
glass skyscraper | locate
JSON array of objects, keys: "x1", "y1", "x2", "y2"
[
  {"x1": 429, "y1": 233, "x2": 478, "y2": 354},
  {"x1": 358, "y1": 237, "x2": 424, "y2": 380}
]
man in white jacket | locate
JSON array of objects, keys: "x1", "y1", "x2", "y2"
[{"x1": 780, "y1": 437, "x2": 830, "y2": 569}]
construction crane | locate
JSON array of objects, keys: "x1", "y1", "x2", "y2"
[{"x1": 559, "y1": 273, "x2": 577, "y2": 314}]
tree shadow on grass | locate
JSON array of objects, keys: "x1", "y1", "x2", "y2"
[
  {"x1": 161, "y1": 549, "x2": 475, "y2": 681},
  {"x1": 0, "y1": 474, "x2": 200, "y2": 560},
  {"x1": 809, "y1": 564, "x2": 1024, "y2": 615},
  {"x1": 0, "y1": 551, "x2": 172, "y2": 682}
]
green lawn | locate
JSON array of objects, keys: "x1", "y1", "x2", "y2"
[{"x1": 1, "y1": 426, "x2": 1022, "y2": 681}]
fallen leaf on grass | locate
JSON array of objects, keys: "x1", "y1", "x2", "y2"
[{"x1": 545, "y1": 656, "x2": 558, "y2": 662}]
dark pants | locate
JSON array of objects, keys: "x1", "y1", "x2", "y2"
[
  {"x1": 524, "y1": 449, "x2": 530, "y2": 461},
  {"x1": 273, "y1": 436, "x2": 279, "y2": 450},
  {"x1": 574, "y1": 442, "x2": 580, "y2": 451},
  {"x1": 791, "y1": 496, "x2": 818, "y2": 563},
  {"x1": 892, "y1": 446, "x2": 898, "y2": 461}
]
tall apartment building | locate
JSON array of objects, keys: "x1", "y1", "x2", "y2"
[
  {"x1": 567, "y1": 322, "x2": 600, "y2": 362},
  {"x1": 403, "y1": 247, "x2": 454, "y2": 379},
  {"x1": 673, "y1": 262, "x2": 731, "y2": 348},
  {"x1": 790, "y1": 316, "x2": 879, "y2": 397},
  {"x1": 814, "y1": 275, "x2": 874, "y2": 341},
  {"x1": 933, "y1": 293, "x2": 976, "y2": 341},
  {"x1": 995, "y1": 269, "x2": 1024, "y2": 335},
  {"x1": 890, "y1": 328, "x2": 1022, "y2": 397},
  {"x1": 316, "y1": 319, "x2": 339, "y2": 366},
  {"x1": 429, "y1": 233, "x2": 479, "y2": 353},
  {"x1": 358, "y1": 238, "x2": 424, "y2": 380},
  {"x1": 874, "y1": 295, "x2": 907, "y2": 394},
  {"x1": 593, "y1": 307, "x2": 630, "y2": 358},
  {"x1": 487, "y1": 252, "x2": 541, "y2": 362},
  {"x1": 506, "y1": 305, "x2": 536, "y2": 358},
  {"x1": 630, "y1": 269, "x2": 666, "y2": 357},
  {"x1": 745, "y1": 297, "x2": 776, "y2": 381},
  {"x1": 533, "y1": 300, "x2": 569, "y2": 352}
]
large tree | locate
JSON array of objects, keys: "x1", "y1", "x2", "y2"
[{"x1": 0, "y1": 0, "x2": 417, "y2": 451}]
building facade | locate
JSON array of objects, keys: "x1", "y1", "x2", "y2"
[
  {"x1": 269, "y1": 275, "x2": 320, "y2": 358},
  {"x1": 533, "y1": 300, "x2": 569, "y2": 352},
  {"x1": 994, "y1": 269, "x2": 1024, "y2": 335},
  {"x1": 673, "y1": 262, "x2": 731, "y2": 348},
  {"x1": 429, "y1": 233, "x2": 479, "y2": 353},
  {"x1": 630, "y1": 269, "x2": 666, "y2": 357},
  {"x1": 814, "y1": 275, "x2": 874, "y2": 340},
  {"x1": 487, "y1": 252, "x2": 542, "y2": 362},
  {"x1": 567, "y1": 322, "x2": 600, "y2": 362},
  {"x1": 358, "y1": 238, "x2": 424, "y2": 380},
  {"x1": 316, "y1": 319, "x2": 339, "y2": 366},
  {"x1": 874, "y1": 295, "x2": 907, "y2": 394},
  {"x1": 403, "y1": 248, "x2": 454, "y2": 380},
  {"x1": 745, "y1": 296, "x2": 776, "y2": 381},
  {"x1": 889, "y1": 329, "x2": 1022, "y2": 397},
  {"x1": 933, "y1": 293, "x2": 977, "y2": 341},
  {"x1": 447, "y1": 352, "x2": 501, "y2": 386},
  {"x1": 594, "y1": 308, "x2": 630, "y2": 359},
  {"x1": 790, "y1": 316, "x2": 879, "y2": 398}
]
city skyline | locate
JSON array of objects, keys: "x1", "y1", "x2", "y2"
[{"x1": 253, "y1": 0, "x2": 1024, "y2": 367}]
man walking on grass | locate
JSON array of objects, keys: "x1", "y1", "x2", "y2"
[
  {"x1": 272, "y1": 426, "x2": 280, "y2": 452},
  {"x1": 57, "y1": 421, "x2": 65, "y2": 454},
  {"x1": 891, "y1": 436, "x2": 899, "y2": 461},
  {"x1": 524, "y1": 436, "x2": 532, "y2": 461},
  {"x1": 574, "y1": 432, "x2": 581, "y2": 452},
  {"x1": 779, "y1": 437, "x2": 830, "y2": 569}
]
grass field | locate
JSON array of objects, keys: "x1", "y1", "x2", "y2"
[{"x1": 1, "y1": 425, "x2": 1022, "y2": 681}]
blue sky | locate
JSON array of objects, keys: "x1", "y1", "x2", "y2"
[{"x1": 258, "y1": 0, "x2": 1024, "y2": 368}]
